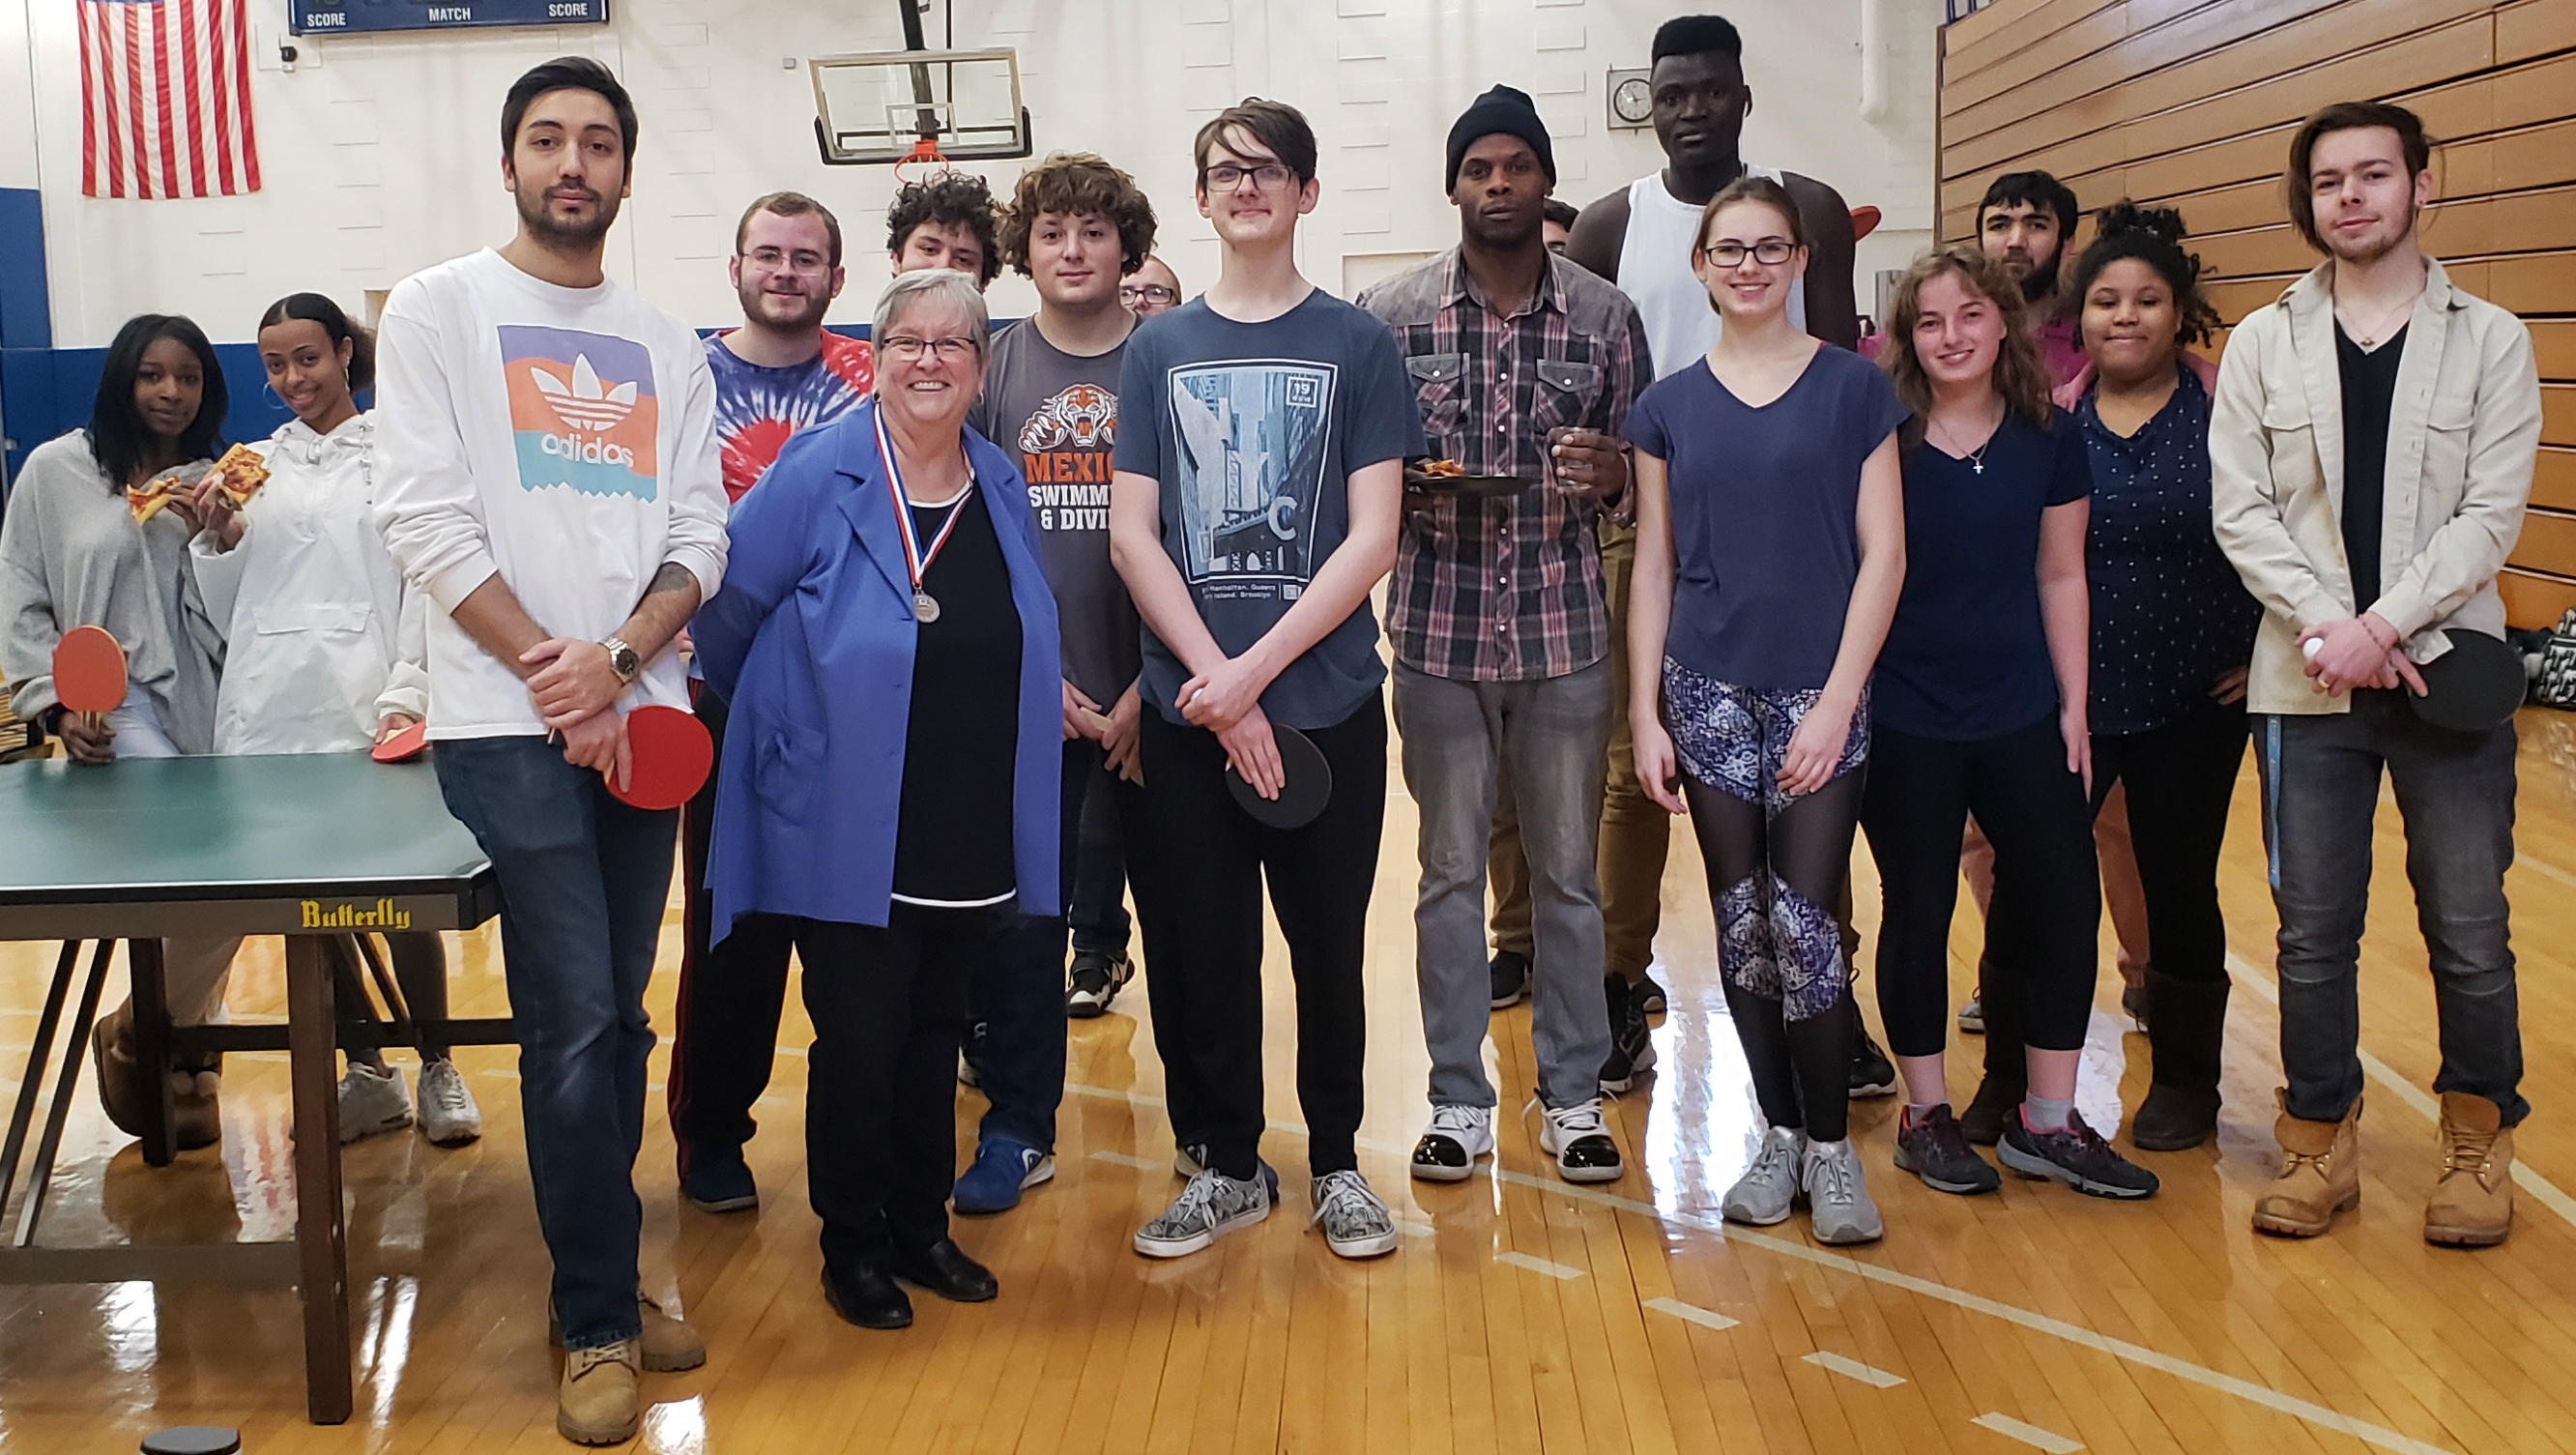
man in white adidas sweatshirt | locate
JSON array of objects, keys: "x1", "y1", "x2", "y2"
[{"x1": 372, "y1": 57, "x2": 726, "y2": 1447}]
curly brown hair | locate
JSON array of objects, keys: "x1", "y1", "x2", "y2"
[
  {"x1": 1878, "y1": 244, "x2": 2054, "y2": 429},
  {"x1": 996, "y1": 153, "x2": 1159, "y2": 277},
  {"x1": 886, "y1": 172, "x2": 1001, "y2": 286}
]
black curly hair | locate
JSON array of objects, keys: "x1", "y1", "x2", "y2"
[
  {"x1": 2069, "y1": 201, "x2": 2220, "y2": 349},
  {"x1": 886, "y1": 172, "x2": 1001, "y2": 287}
]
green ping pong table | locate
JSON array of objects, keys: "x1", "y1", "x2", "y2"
[{"x1": 0, "y1": 750, "x2": 507, "y2": 1423}]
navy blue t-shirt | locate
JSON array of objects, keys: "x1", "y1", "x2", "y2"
[
  {"x1": 1112, "y1": 292, "x2": 1423, "y2": 730},
  {"x1": 1623, "y1": 347, "x2": 1908, "y2": 692},
  {"x1": 1873, "y1": 409, "x2": 2092, "y2": 740}
]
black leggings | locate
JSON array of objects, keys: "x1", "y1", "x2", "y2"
[
  {"x1": 1864, "y1": 714, "x2": 2099, "y2": 1061},
  {"x1": 1681, "y1": 772, "x2": 1864, "y2": 1144},
  {"x1": 2089, "y1": 696, "x2": 2248, "y2": 987}
]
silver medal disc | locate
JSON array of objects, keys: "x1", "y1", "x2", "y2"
[{"x1": 913, "y1": 589, "x2": 941, "y2": 624}]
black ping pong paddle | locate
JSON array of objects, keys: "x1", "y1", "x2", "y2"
[
  {"x1": 1226, "y1": 723, "x2": 1332, "y2": 830},
  {"x1": 2408, "y1": 628, "x2": 2526, "y2": 733}
]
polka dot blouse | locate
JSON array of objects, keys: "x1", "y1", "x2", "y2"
[{"x1": 2076, "y1": 364, "x2": 2261, "y2": 737}]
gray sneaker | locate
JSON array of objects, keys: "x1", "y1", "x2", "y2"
[
  {"x1": 415, "y1": 1060, "x2": 482, "y2": 1147},
  {"x1": 337, "y1": 1062, "x2": 412, "y2": 1143},
  {"x1": 1721, "y1": 1125, "x2": 1807, "y2": 1226},
  {"x1": 1800, "y1": 1137, "x2": 1884, "y2": 1244},
  {"x1": 1309, "y1": 1170, "x2": 1399, "y2": 1259},
  {"x1": 1135, "y1": 1168, "x2": 1271, "y2": 1258}
]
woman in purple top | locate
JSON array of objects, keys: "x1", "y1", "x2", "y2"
[{"x1": 1626, "y1": 178, "x2": 1907, "y2": 1245}]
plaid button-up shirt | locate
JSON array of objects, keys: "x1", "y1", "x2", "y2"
[{"x1": 1358, "y1": 249, "x2": 1651, "y2": 681}]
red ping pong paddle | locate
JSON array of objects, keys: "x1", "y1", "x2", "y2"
[
  {"x1": 608, "y1": 704, "x2": 713, "y2": 811},
  {"x1": 52, "y1": 626, "x2": 128, "y2": 730},
  {"x1": 371, "y1": 719, "x2": 429, "y2": 764}
]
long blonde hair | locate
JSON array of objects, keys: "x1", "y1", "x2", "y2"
[{"x1": 1877, "y1": 244, "x2": 2054, "y2": 429}]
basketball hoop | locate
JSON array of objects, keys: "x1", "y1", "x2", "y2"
[{"x1": 893, "y1": 134, "x2": 953, "y2": 186}]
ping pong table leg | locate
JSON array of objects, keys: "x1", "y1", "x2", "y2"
[
  {"x1": 127, "y1": 940, "x2": 175, "y2": 1167},
  {"x1": 284, "y1": 934, "x2": 354, "y2": 1424}
]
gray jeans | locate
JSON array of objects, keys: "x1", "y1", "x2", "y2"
[
  {"x1": 1395, "y1": 658, "x2": 1612, "y2": 1111},
  {"x1": 2258, "y1": 691, "x2": 2525, "y2": 1125}
]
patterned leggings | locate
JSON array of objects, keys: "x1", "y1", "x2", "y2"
[{"x1": 1664, "y1": 660, "x2": 1869, "y2": 1141}]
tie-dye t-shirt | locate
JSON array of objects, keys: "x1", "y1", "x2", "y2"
[{"x1": 705, "y1": 330, "x2": 875, "y2": 502}]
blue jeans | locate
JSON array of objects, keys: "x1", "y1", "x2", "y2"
[
  {"x1": 1393, "y1": 659, "x2": 1613, "y2": 1112},
  {"x1": 972, "y1": 738, "x2": 1092, "y2": 1151},
  {"x1": 2258, "y1": 692, "x2": 2525, "y2": 1125},
  {"x1": 434, "y1": 735, "x2": 676, "y2": 1350}
]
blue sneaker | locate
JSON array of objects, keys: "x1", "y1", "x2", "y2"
[
  {"x1": 952, "y1": 1136, "x2": 1056, "y2": 1214},
  {"x1": 680, "y1": 1149, "x2": 759, "y2": 1213}
]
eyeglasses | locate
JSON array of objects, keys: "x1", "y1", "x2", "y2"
[
  {"x1": 1119, "y1": 283, "x2": 1177, "y2": 306},
  {"x1": 1203, "y1": 161, "x2": 1293, "y2": 192},
  {"x1": 1699, "y1": 241, "x2": 1797, "y2": 266},
  {"x1": 878, "y1": 335, "x2": 981, "y2": 363}
]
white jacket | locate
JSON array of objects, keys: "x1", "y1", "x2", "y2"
[{"x1": 192, "y1": 413, "x2": 432, "y2": 753}]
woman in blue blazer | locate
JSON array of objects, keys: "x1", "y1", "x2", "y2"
[{"x1": 692, "y1": 269, "x2": 1061, "y2": 1330}]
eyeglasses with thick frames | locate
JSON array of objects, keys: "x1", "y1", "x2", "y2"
[
  {"x1": 1203, "y1": 161, "x2": 1293, "y2": 192},
  {"x1": 878, "y1": 335, "x2": 981, "y2": 363},
  {"x1": 1698, "y1": 240, "x2": 1798, "y2": 267},
  {"x1": 1119, "y1": 283, "x2": 1178, "y2": 306}
]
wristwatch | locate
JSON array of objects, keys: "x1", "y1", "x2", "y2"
[{"x1": 600, "y1": 636, "x2": 642, "y2": 685}]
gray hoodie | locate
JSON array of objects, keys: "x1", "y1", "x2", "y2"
[{"x1": 1, "y1": 431, "x2": 224, "y2": 752}]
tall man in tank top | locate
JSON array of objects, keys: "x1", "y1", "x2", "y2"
[{"x1": 1556, "y1": 12, "x2": 1867, "y2": 1094}]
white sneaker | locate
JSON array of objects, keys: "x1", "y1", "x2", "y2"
[
  {"x1": 1535, "y1": 1098, "x2": 1625, "y2": 1183},
  {"x1": 337, "y1": 1062, "x2": 412, "y2": 1143},
  {"x1": 1721, "y1": 1125, "x2": 1806, "y2": 1226},
  {"x1": 1409, "y1": 1104, "x2": 1495, "y2": 1182},
  {"x1": 1309, "y1": 1170, "x2": 1399, "y2": 1259},
  {"x1": 415, "y1": 1060, "x2": 482, "y2": 1147}
]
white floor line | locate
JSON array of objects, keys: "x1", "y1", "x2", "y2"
[
  {"x1": 1494, "y1": 1250, "x2": 1584, "y2": 1280},
  {"x1": 1061, "y1": 1079, "x2": 2463, "y2": 1455},
  {"x1": 1087, "y1": 1149, "x2": 1161, "y2": 1171},
  {"x1": 2225, "y1": 951, "x2": 2576, "y2": 1231},
  {"x1": 1641, "y1": 1295, "x2": 1739, "y2": 1332},
  {"x1": 1973, "y1": 1411, "x2": 2085, "y2": 1453},
  {"x1": 1804, "y1": 1351, "x2": 1906, "y2": 1387}
]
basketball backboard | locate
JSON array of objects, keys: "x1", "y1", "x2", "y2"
[{"x1": 810, "y1": 47, "x2": 1029, "y2": 165}]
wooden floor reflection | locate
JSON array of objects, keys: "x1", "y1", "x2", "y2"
[{"x1": 7, "y1": 710, "x2": 2576, "y2": 1453}]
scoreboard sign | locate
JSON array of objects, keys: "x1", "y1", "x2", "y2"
[{"x1": 292, "y1": 0, "x2": 609, "y2": 35}]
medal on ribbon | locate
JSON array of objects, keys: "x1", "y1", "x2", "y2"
[{"x1": 875, "y1": 402, "x2": 973, "y2": 625}]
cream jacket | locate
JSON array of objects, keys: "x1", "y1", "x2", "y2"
[{"x1": 2210, "y1": 257, "x2": 2541, "y2": 715}]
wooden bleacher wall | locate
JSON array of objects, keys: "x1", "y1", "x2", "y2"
[{"x1": 1937, "y1": 0, "x2": 2576, "y2": 629}]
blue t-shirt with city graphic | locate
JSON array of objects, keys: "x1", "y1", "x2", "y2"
[{"x1": 1113, "y1": 292, "x2": 1422, "y2": 730}]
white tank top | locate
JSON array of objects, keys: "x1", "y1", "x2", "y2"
[{"x1": 1616, "y1": 167, "x2": 1808, "y2": 380}]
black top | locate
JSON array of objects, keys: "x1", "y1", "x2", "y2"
[
  {"x1": 2335, "y1": 321, "x2": 2407, "y2": 611},
  {"x1": 891, "y1": 486, "x2": 1023, "y2": 905},
  {"x1": 2076, "y1": 365, "x2": 2260, "y2": 736},
  {"x1": 1874, "y1": 410, "x2": 2092, "y2": 741}
]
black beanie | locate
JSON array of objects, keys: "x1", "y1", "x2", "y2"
[{"x1": 1445, "y1": 85, "x2": 1556, "y2": 193}]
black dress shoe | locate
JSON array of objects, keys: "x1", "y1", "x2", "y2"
[
  {"x1": 821, "y1": 1262, "x2": 912, "y2": 1329},
  {"x1": 890, "y1": 1238, "x2": 999, "y2": 1303}
]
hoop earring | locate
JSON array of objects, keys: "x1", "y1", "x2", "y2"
[{"x1": 262, "y1": 382, "x2": 286, "y2": 410}]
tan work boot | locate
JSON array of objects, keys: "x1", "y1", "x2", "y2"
[
  {"x1": 556, "y1": 1339, "x2": 641, "y2": 1445},
  {"x1": 2424, "y1": 1092, "x2": 2514, "y2": 1247},
  {"x1": 549, "y1": 1291, "x2": 707, "y2": 1373},
  {"x1": 2251, "y1": 1092, "x2": 2361, "y2": 1237}
]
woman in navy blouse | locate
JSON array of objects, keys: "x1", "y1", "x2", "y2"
[
  {"x1": 1865, "y1": 246, "x2": 2159, "y2": 1203},
  {"x1": 2044, "y1": 203, "x2": 2258, "y2": 1151}
]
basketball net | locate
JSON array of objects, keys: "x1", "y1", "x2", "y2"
[{"x1": 894, "y1": 135, "x2": 953, "y2": 186}]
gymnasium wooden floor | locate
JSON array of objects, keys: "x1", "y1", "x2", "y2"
[{"x1": 6, "y1": 710, "x2": 2576, "y2": 1455}]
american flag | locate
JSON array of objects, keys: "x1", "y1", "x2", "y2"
[{"x1": 78, "y1": 0, "x2": 262, "y2": 199}]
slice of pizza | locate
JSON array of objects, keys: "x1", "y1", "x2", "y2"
[
  {"x1": 208, "y1": 443, "x2": 272, "y2": 506},
  {"x1": 126, "y1": 475, "x2": 180, "y2": 523}
]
